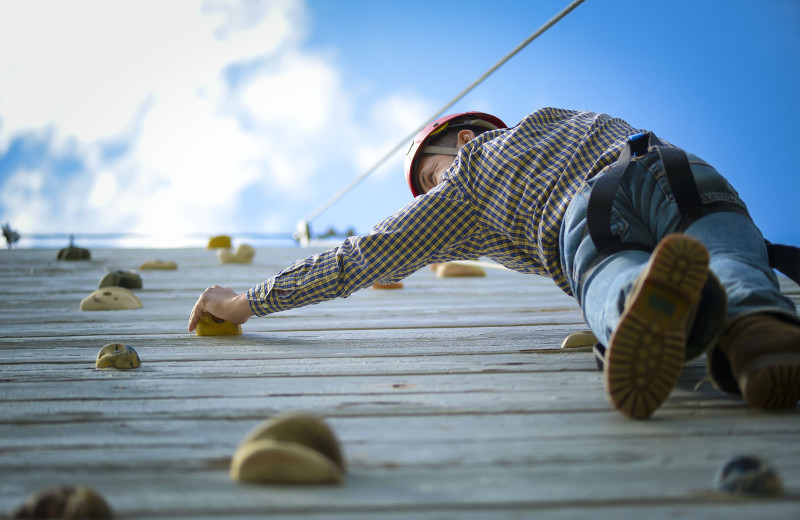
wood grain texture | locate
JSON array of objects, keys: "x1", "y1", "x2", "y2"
[{"x1": 1, "y1": 247, "x2": 799, "y2": 518}]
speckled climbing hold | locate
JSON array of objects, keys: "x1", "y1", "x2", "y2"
[
  {"x1": 80, "y1": 287, "x2": 142, "y2": 311},
  {"x1": 713, "y1": 455, "x2": 783, "y2": 496},
  {"x1": 194, "y1": 315, "x2": 242, "y2": 336},
  {"x1": 372, "y1": 282, "x2": 404, "y2": 289},
  {"x1": 139, "y1": 260, "x2": 177, "y2": 270},
  {"x1": 231, "y1": 412, "x2": 345, "y2": 485},
  {"x1": 560, "y1": 330, "x2": 597, "y2": 349},
  {"x1": 98, "y1": 270, "x2": 142, "y2": 289},
  {"x1": 95, "y1": 343, "x2": 141, "y2": 369},
  {"x1": 436, "y1": 262, "x2": 486, "y2": 278},
  {"x1": 207, "y1": 235, "x2": 232, "y2": 249},
  {"x1": 218, "y1": 244, "x2": 255, "y2": 264},
  {"x1": 11, "y1": 485, "x2": 113, "y2": 519},
  {"x1": 57, "y1": 246, "x2": 91, "y2": 261}
]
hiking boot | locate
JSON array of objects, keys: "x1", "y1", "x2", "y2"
[
  {"x1": 605, "y1": 233, "x2": 710, "y2": 419},
  {"x1": 712, "y1": 314, "x2": 800, "y2": 409},
  {"x1": 594, "y1": 271, "x2": 726, "y2": 373}
]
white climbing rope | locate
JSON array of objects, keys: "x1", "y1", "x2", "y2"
[{"x1": 295, "y1": 0, "x2": 588, "y2": 245}]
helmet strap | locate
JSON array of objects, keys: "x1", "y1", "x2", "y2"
[{"x1": 420, "y1": 145, "x2": 459, "y2": 156}]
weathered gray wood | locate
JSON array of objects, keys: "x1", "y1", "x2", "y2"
[{"x1": 1, "y1": 247, "x2": 799, "y2": 519}]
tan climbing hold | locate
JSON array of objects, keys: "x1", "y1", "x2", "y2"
[
  {"x1": 560, "y1": 330, "x2": 598, "y2": 349},
  {"x1": 139, "y1": 260, "x2": 177, "y2": 270},
  {"x1": 231, "y1": 439, "x2": 342, "y2": 485},
  {"x1": 207, "y1": 235, "x2": 232, "y2": 249},
  {"x1": 372, "y1": 282, "x2": 404, "y2": 290},
  {"x1": 231, "y1": 412, "x2": 344, "y2": 485},
  {"x1": 218, "y1": 244, "x2": 255, "y2": 264},
  {"x1": 80, "y1": 287, "x2": 142, "y2": 311},
  {"x1": 11, "y1": 485, "x2": 113, "y2": 519},
  {"x1": 96, "y1": 343, "x2": 141, "y2": 369},
  {"x1": 194, "y1": 315, "x2": 242, "y2": 336},
  {"x1": 435, "y1": 262, "x2": 486, "y2": 278}
]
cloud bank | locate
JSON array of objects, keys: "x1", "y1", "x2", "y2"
[{"x1": 0, "y1": 0, "x2": 431, "y2": 243}]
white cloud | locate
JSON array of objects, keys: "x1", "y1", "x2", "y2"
[
  {"x1": 0, "y1": 0, "x2": 432, "y2": 238},
  {"x1": 0, "y1": 0, "x2": 303, "y2": 145}
]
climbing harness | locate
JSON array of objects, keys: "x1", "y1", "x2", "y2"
[
  {"x1": 587, "y1": 131, "x2": 800, "y2": 370},
  {"x1": 586, "y1": 131, "x2": 800, "y2": 285}
]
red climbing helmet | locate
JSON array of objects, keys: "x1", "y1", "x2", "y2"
[{"x1": 404, "y1": 111, "x2": 506, "y2": 197}]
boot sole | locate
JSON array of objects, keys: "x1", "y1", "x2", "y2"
[
  {"x1": 739, "y1": 353, "x2": 800, "y2": 409},
  {"x1": 605, "y1": 234, "x2": 710, "y2": 419}
]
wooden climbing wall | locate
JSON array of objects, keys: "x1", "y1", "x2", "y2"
[{"x1": 1, "y1": 247, "x2": 799, "y2": 518}]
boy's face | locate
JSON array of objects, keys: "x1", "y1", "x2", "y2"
[
  {"x1": 415, "y1": 129, "x2": 476, "y2": 194},
  {"x1": 416, "y1": 153, "x2": 455, "y2": 194}
]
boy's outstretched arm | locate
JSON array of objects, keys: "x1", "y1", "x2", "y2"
[{"x1": 188, "y1": 285, "x2": 252, "y2": 332}]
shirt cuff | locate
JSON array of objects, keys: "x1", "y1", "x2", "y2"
[{"x1": 247, "y1": 279, "x2": 273, "y2": 316}]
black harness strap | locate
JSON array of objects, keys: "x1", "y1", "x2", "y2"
[
  {"x1": 586, "y1": 132, "x2": 800, "y2": 286},
  {"x1": 586, "y1": 132, "x2": 652, "y2": 256},
  {"x1": 657, "y1": 146, "x2": 702, "y2": 216},
  {"x1": 767, "y1": 242, "x2": 800, "y2": 286}
]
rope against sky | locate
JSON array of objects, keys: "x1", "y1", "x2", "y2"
[{"x1": 294, "y1": 0, "x2": 588, "y2": 245}]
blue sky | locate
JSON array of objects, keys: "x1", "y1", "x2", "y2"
[{"x1": 1, "y1": 0, "x2": 798, "y2": 248}]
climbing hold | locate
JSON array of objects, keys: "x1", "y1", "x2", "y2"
[
  {"x1": 218, "y1": 244, "x2": 255, "y2": 264},
  {"x1": 436, "y1": 262, "x2": 486, "y2": 278},
  {"x1": 57, "y1": 246, "x2": 91, "y2": 261},
  {"x1": 231, "y1": 440, "x2": 343, "y2": 485},
  {"x1": 372, "y1": 282, "x2": 404, "y2": 289},
  {"x1": 231, "y1": 412, "x2": 344, "y2": 485},
  {"x1": 11, "y1": 485, "x2": 113, "y2": 519},
  {"x1": 98, "y1": 270, "x2": 142, "y2": 289},
  {"x1": 560, "y1": 330, "x2": 597, "y2": 349},
  {"x1": 194, "y1": 315, "x2": 242, "y2": 336},
  {"x1": 139, "y1": 260, "x2": 177, "y2": 270},
  {"x1": 95, "y1": 343, "x2": 141, "y2": 369},
  {"x1": 207, "y1": 235, "x2": 232, "y2": 249},
  {"x1": 80, "y1": 287, "x2": 142, "y2": 311},
  {"x1": 713, "y1": 455, "x2": 783, "y2": 496}
]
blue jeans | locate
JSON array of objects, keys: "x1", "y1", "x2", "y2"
[{"x1": 559, "y1": 149, "x2": 798, "y2": 348}]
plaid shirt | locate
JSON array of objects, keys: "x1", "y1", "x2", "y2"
[{"x1": 248, "y1": 107, "x2": 640, "y2": 316}]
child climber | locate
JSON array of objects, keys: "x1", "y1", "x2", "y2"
[{"x1": 189, "y1": 108, "x2": 800, "y2": 420}]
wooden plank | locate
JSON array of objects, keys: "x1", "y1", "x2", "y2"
[
  {"x1": 3, "y1": 461, "x2": 799, "y2": 519},
  {"x1": 0, "y1": 324, "x2": 585, "y2": 357}
]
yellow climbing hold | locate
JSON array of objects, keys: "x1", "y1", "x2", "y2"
[
  {"x1": 207, "y1": 235, "x2": 232, "y2": 249},
  {"x1": 195, "y1": 315, "x2": 242, "y2": 336},
  {"x1": 96, "y1": 343, "x2": 141, "y2": 369},
  {"x1": 139, "y1": 260, "x2": 177, "y2": 270}
]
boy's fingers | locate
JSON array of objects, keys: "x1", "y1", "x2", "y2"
[{"x1": 188, "y1": 299, "x2": 206, "y2": 332}]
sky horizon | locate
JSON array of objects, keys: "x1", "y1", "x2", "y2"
[{"x1": 1, "y1": 0, "x2": 799, "y2": 248}]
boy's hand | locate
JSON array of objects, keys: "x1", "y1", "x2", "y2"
[{"x1": 188, "y1": 285, "x2": 252, "y2": 332}]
